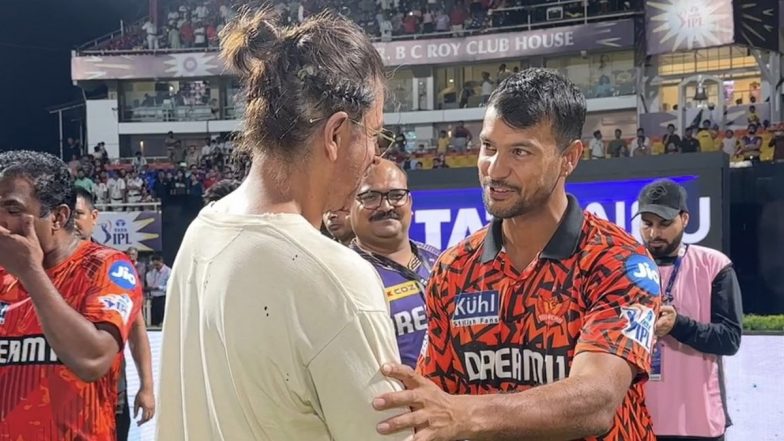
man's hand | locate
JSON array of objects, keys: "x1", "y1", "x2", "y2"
[
  {"x1": 373, "y1": 363, "x2": 470, "y2": 441},
  {"x1": 655, "y1": 305, "x2": 678, "y2": 337},
  {"x1": 0, "y1": 215, "x2": 44, "y2": 278},
  {"x1": 134, "y1": 387, "x2": 156, "y2": 426}
]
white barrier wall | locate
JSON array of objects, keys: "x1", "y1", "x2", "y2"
[{"x1": 125, "y1": 333, "x2": 784, "y2": 441}]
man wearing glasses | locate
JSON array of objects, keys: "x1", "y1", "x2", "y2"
[{"x1": 350, "y1": 159, "x2": 440, "y2": 368}]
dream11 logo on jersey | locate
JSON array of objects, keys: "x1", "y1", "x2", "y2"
[{"x1": 409, "y1": 176, "x2": 712, "y2": 250}]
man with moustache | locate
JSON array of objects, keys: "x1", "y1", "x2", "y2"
[
  {"x1": 323, "y1": 209, "x2": 356, "y2": 245},
  {"x1": 636, "y1": 179, "x2": 742, "y2": 441},
  {"x1": 373, "y1": 68, "x2": 661, "y2": 441},
  {"x1": 350, "y1": 159, "x2": 440, "y2": 368}
]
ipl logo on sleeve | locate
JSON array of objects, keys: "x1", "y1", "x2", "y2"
[
  {"x1": 620, "y1": 304, "x2": 655, "y2": 351},
  {"x1": 100, "y1": 294, "x2": 134, "y2": 325},
  {"x1": 109, "y1": 261, "x2": 138, "y2": 290},
  {"x1": 624, "y1": 254, "x2": 661, "y2": 296},
  {"x1": 0, "y1": 302, "x2": 9, "y2": 325}
]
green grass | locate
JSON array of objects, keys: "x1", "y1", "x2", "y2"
[{"x1": 743, "y1": 314, "x2": 784, "y2": 331}]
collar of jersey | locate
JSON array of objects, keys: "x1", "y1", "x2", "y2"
[{"x1": 480, "y1": 194, "x2": 584, "y2": 264}]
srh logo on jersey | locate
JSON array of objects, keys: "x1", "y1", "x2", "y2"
[
  {"x1": 100, "y1": 294, "x2": 134, "y2": 325},
  {"x1": 620, "y1": 304, "x2": 655, "y2": 351},
  {"x1": 0, "y1": 335, "x2": 60, "y2": 366},
  {"x1": 109, "y1": 261, "x2": 137, "y2": 290},
  {"x1": 463, "y1": 347, "x2": 568, "y2": 385},
  {"x1": 0, "y1": 302, "x2": 9, "y2": 325},
  {"x1": 385, "y1": 281, "x2": 420, "y2": 302},
  {"x1": 452, "y1": 291, "x2": 499, "y2": 327},
  {"x1": 624, "y1": 254, "x2": 662, "y2": 296},
  {"x1": 535, "y1": 296, "x2": 567, "y2": 325}
]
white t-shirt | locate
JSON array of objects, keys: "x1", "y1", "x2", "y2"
[
  {"x1": 590, "y1": 138, "x2": 605, "y2": 157},
  {"x1": 156, "y1": 206, "x2": 411, "y2": 441},
  {"x1": 201, "y1": 143, "x2": 213, "y2": 158},
  {"x1": 126, "y1": 177, "x2": 144, "y2": 201},
  {"x1": 194, "y1": 26, "x2": 206, "y2": 44},
  {"x1": 722, "y1": 137, "x2": 738, "y2": 155},
  {"x1": 95, "y1": 182, "x2": 109, "y2": 204},
  {"x1": 108, "y1": 177, "x2": 126, "y2": 201}
]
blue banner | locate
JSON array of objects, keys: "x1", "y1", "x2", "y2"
[{"x1": 410, "y1": 175, "x2": 713, "y2": 251}]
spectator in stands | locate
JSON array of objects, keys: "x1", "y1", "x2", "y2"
[
  {"x1": 589, "y1": 130, "x2": 606, "y2": 159},
  {"x1": 635, "y1": 127, "x2": 651, "y2": 149},
  {"x1": 722, "y1": 129, "x2": 739, "y2": 157},
  {"x1": 679, "y1": 127, "x2": 700, "y2": 153},
  {"x1": 630, "y1": 130, "x2": 650, "y2": 157},
  {"x1": 145, "y1": 254, "x2": 171, "y2": 327},
  {"x1": 747, "y1": 105, "x2": 760, "y2": 126},
  {"x1": 169, "y1": 168, "x2": 188, "y2": 198},
  {"x1": 126, "y1": 170, "x2": 145, "y2": 205},
  {"x1": 497, "y1": 63, "x2": 511, "y2": 85},
  {"x1": 740, "y1": 124, "x2": 762, "y2": 161},
  {"x1": 164, "y1": 131, "x2": 180, "y2": 160},
  {"x1": 74, "y1": 169, "x2": 95, "y2": 194},
  {"x1": 662, "y1": 124, "x2": 680, "y2": 153},
  {"x1": 769, "y1": 126, "x2": 784, "y2": 161},
  {"x1": 108, "y1": 170, "x2": 127, "y2": 208},
  {"x1": 132, "y1": 151, "x2": 148, "y2": 170},
  {"x1": 422, "y1": 8, "x2": 434, "y2": 32},
  {"x1": 201, "y1": 137, "x2": 214, "y2": 159},
  {"x1": 188, "y1": 172, "x2": 204, "y2": 204},
  {"x1": 66, "y1": 137, "x2": 82, "y2": 161},
  {"x1": 180, "y1": 18, "x2": 195, "y2": 48},
  {"x1": 142, "y1": 18, "x2": 159, "y2": 50},
  {"x1": 437, "y1": 130, "x2": 450, "y2": 154},
  {"x1": 435, "y1": 8, "x2": 450, "y2": 32},
  {"x1": 94, "y1": 142, "x2": 108, "y2": 161},
  {"x1": 194, "y1": 21, "x2": 208, "y2": 47},
  {"x1": 433, "y1": 153, "x2": 450, "y2": 168},
  {"x1": 95, "y1": 172, "x2": 110, "y2": 207},
  {"x1": 168, "y1": 25, "x2": 182, "y2": 49},
  {"x1": 608, "y1": 128, "x2": 628, "y2": 157},
  {"x1": 480, "y1": 72, "x2": 494, "y2": 105},
  {"x1": 450, "y1": 2, "x2": 468, "y2": 36},
  {"x1": 696, "y1": 120, "x2": 716, "y2": 152},
  {"x1": 126, "y1": 247, "x2": 147, "y2": 291},
  {"x1": 452, "y1": 121, "x2": 473, "y2": 153}
]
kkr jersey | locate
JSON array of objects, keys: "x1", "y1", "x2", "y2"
[
  {"x1": 418, "y1": 196, "x2": 661, "y2": 441},
  {"x1": 0, "y1": 241, "x2": 142, "y2": 441},
  {"x1": 352, "y1": 240, "x2": 440, "y2": 367}
]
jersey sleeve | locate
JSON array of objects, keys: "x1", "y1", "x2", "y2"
[
  {"x1": 80, "y1": 254, "x2": 143, "y2": 349},
  {"x1": 307, "y1": 311, "x2": 411, "y2": 441},
  {"x1": 575, "y1": 245, "x2": 662, "y2": 382},
  {"x1": 416, "y1": 255, "x2": 460, "y2": 393}
]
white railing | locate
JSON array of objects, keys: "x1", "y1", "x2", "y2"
[{"x1": 95, "y1": 201, "x2": 162, "y2": 211}]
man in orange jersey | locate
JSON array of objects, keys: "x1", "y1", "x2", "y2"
[
  {"x1": 374, "y1": 69, "x2": 661, "y2": 441},
  {"x1": 0, "y1": 150, "x2": 142, "y2": 440}
]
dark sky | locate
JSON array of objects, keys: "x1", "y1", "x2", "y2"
[{"x1": 0, "y1": 0, "x2": 146, "y2": 154}]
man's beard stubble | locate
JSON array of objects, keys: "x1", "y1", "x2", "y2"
[{"x1": 646, "y1": 228, "x2": 685, "y2": 258}]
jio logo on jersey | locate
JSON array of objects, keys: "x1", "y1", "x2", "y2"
[
  {"x1": 109, "y1": 261, "x2": 137, "y2": 290},
  {"x1": 624, "y1": 254, "x2": 661, "y2": 296}
]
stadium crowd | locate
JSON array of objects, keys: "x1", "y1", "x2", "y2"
[
  {"x1": 88, "y1": 0, "x2": 640, "y2": 51},
  {"x1": 62, "y1": 113, "x2": 784, "y2": 213}
]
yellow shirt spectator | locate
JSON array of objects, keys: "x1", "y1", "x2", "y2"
[{"x1": 697, "y1": 129, "x2": 717, "y2": 152}]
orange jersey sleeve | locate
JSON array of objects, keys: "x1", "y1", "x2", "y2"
[
  {"x1": 575, "y1": 244, "x2": 662, "y2": 381},
  {"x1": 80, "y1": 254, "x2": 143, "y2": 347},
  {"x1": 417, "y1": 250, "x2": 461, "y2": 393}
]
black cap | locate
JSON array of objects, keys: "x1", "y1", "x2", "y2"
[{"x1": 636, "y1": 179, "x2": 688, "y2": 220}]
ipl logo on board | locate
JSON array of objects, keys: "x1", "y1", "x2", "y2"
[{"x1": 101, "y1": 219, "x2": 131, "y2": 246}]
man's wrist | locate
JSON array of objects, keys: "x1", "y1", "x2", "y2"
[
  {"x1": 454, "y1": 393, "x2": 489, "y2": 440},
  {"x1": 18, "y1": 265, "x2": 47, "y2": 290}
]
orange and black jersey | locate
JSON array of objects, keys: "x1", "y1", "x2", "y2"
[{"x1": 417, "y1": 195, "x2": 661, "y2": 441}]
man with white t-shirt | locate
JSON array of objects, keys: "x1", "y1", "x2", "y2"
[
  {"x1": 107, "y1": 171, "x2": 127, "y2": 208},
  {"x1": 126, "y1": 170, "x2": 144, "y2": 205},
  {"x1": 156, "y1": 10, "x2": 411, "y2": 441},
  {"x1": 142, "y1": 19, "x2": 158, "y2": 50}
]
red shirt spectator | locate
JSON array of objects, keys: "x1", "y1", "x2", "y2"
[
  {"x1": 450, "y1": 5, "x2": 467, "y2": 26},
  {"x1": 180, "y1": 21, "x2": 195, "y2": 46},
  {"x1": 403, "y1": 14, "x2": 418, "y2": 34}
]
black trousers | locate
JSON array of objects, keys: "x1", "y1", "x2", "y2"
[
  {"x1": 151, "y1": 296, "x2": 166, "y2": 326},
  {"x1": 115, "y1": 398, "x2": 130, "y2": 441},
  {"x1": 657, "y1": 436, "x2": 725, "y2": 441}
]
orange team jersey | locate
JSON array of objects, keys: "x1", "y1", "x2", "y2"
[
  {"x1": 418, "y1": 195, "x2": 661, "y2": 441},
  {"x1": 0, "y1": 241, "x2": 142, "y2": 441}
]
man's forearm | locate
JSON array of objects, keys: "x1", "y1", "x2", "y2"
[
  {"x1": 129, "y1": 315, "x2": 154, "y2": 390},
  {"x1": 20, "y1": 268, "x2": 118, "y2": 381},
  {"x1": 459, "y1": 376, "x2": 618, "y2": 441}
]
